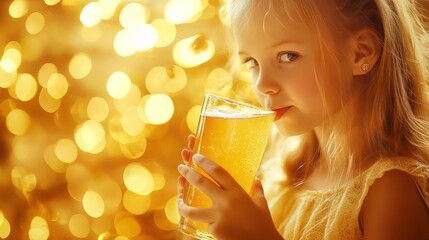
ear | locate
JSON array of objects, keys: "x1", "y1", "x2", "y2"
[{"x1": 351, "y1": 28, "x2": 381, "y2": 75}]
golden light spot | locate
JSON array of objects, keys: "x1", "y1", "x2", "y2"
[
  {"x1": 186, "y1": 105, "x2": 202, "y2": 134},
  {"x1": 47, "y1": 73, "x2": 68, "y2": 99},
  {"x1": 37, "y1": 63, "x2": 57, "y2": 88},
  {"x1": 165, "y1": 0, "x2": 203, "y2": 24},
  {"x1": 11, "y1": 166, "x2": 37, "y2": 194},
  {"x1": 28, "y1": 216, "x2": 49, "y2": 240},
  {"x1": 98, "y1": 0, "x2": 120, "y2": 20},
  {"x1": 38, "y1": 88, "x2": 61, "y2": 113},
  {"x1": 106, "y1": 72, "x2": 131, "y2": 99},
  {"x1": 66, "y1": 164, "x2": 92, "y2": 201},
  {"x1": 83, "y1": 191, "x2": 105, "y2": 218},
  {"x1": 0, "y1": 211, "x2": 11, "y2": 239},
  {"x1": 74, "y1": 120, "x2": 106, "y2": 154},
  {"x1": 44, "y1": 145, "x2": 66, "y2": 173},
  {"x1": 87, "y1": 97, "x2": 109, "y2": 122},
  {"x1": 121, "y1": 106, "x2": 145, "y2": 136},
  {"x1": 15, "y1": 73, "x2": 38, "y2": 102},
  {"x1": 164, "y1": 196, "x2": 180, "y2": 224},
  {"x1": 6, "y1": 108, "x2": 31, "y2": 136},
  {"x1": 144, "y1": 94, "x2": 174, "y2": 125},
  {"x1": 1, "y1": 47, "x2": 22, "y2": 73},
  {"x1": 69, "y1": 214, "x2": 90, "y2": 239},
  {"x1": 173, "y1": 34, "x2": 215, "y2": 68},
  {"x1": 152, "y1": 18, "x2": 176, "y2": 48},
  {"x1": 97, "y1": 180, "x2": 122, "y2": 210},
  {"x1": 206, "y1": 67, "x2": 233, "y2": 93},
  {"x1": 108, "y1": 115, "x2": 141, "y2": 145},
  {"x1": 119, "y1": 3, "x2": 149, "y2": 29},
  {"x1": 123, "y1": 163, "x2": 154, "y2": 195},
  {"x1": 119, "y1": 136, "x2": 147, "y2": 160},
  {"x1": 153, "y1": 210, "x2": 176, "y2": 231},
  {"x1": 0, "y1": 66, "x2": 17, "y2": 88},
  {"x1": 113, "y1": 83, "x2": 141, "y2": 113},
  {"x1": 55, "y1": 138, "x2": 78, "y2": 164},
  {"x1": 113, "y1": 29, "x2": 136, "y2": 57},
  {"x1": 114, "y1": 213, "x2": 141, "y2": 239},
  {"x1": 122, "y1": 190, "x2": 151, "y2": 215},
  {"x1": 44, "y1": 0, "x2": 60, "y2": 6},
  {"x1": 9, "y1": 0, "x2": 29, "y2": 19},
  {"x1": 130, "y1": 24, "x2": 158, "y2": 52},
  {"x1": 69, "y1": 53, "x2": 92, "y2": 79},
  {"x1": 26, "y1": 12, "x2": 45, "y2": 34},
  {"x1": 145, "y1": 65, "x2": 187, "y2": 94},
  {"x1": 152, "y1": 173, "x2": 166, "y2": 191},
  {"x1": 80, "y1": 2, "x2": 102, "y2": 27}
]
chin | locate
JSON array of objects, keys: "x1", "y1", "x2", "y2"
[{"x1": 274, "y1": 122, "x2": 306, "y2": 137}]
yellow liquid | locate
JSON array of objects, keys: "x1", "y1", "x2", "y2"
[{"x1": 179, "y1": 110, "x2": 274, "y2": 239}]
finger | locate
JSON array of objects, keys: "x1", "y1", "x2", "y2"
[
  {"x1": 178, "y1": 198, "x2": 213, "y2": 223},
  {"x1": 178, "y1": 164, "x2": 222, "y2": 199},
  {"x1": 188, "y1": 134, "x2": 195, "y2": 149},
  {"x1": 177, "y1": 175, "x2": 186, "y2": 196},
  {"x1": 181, "y1": 149, "x2": 191, "y2": 165},
  {"x1": 250, "y1": 178, "x2": 270, "y2": 212},
  {"x1": 192, "y1": 154, "x2": 240, "y2": 191}
]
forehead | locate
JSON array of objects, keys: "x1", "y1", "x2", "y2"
[{"x1": 232, "y1": 5, "x2": 314, "y2": 49}]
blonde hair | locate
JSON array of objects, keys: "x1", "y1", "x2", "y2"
[{"x1": 226, "y1": 0, "x2": 429, "y2": 186}]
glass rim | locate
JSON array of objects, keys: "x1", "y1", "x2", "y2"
[{"x1": 203, "y1": 93, "x2": 275, "y2": 116}]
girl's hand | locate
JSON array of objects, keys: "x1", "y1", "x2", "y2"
[
  {"x1": 177, "y1": 154, "x2": 283, "y2": 240},
  {"x1": 177, "y1": 135, "x2": 195, "y2": 199}
]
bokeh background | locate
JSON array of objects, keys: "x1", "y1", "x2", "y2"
[
  {"x1": 0, "y1": 0, "x2": 428, "y2": 240},
  {"x1": 0, "y1": 0, "x2": 259, "y2": 239}
]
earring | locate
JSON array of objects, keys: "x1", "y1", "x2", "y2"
[{"x1": 361, "y1": 63, "x2": 370, "y2": 72}]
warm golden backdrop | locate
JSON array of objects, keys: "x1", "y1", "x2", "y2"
[{"x1": 0, "y1": 0, "x2": 258, "y2": 239}]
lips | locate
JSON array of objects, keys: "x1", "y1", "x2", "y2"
[{"x1": 273, "y1": 107, "x2": 291, "y2": 121}]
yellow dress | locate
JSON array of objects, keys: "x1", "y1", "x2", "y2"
[{"x1": 265, "y1": 158, "x2": 429, "y2": 239}]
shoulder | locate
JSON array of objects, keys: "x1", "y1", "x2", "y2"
[{"x1": 360, "y1": 169, "x2": 429, "y2": 240}]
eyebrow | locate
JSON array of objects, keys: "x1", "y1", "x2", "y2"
[{"x1": 238, "y1": 40, "x2": 304, "y2": 56}]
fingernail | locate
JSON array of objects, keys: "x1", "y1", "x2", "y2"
[
  {"x1": 192, "y1": 154, "x2": 202, "y2": 163},
  {"x1": 178, "y1": 164, "x2": 185, "y2": 172}
]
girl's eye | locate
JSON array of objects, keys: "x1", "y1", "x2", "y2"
[
  {"x1": 279, "y1": 52, "x2": 299, "y2": 63},
  {"x1": 244, "y1": 58, "x2": 258, "y2": 69}
]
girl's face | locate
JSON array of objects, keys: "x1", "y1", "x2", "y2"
[{"x1": 234, "y1": 7, "x2": 354, "y2": 136}]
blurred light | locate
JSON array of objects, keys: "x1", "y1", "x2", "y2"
[
  {"x1": 107, "y1": 72, "x2": 131, "y2": 99},
  {"x1": 153, "y1": 173, "x2": 166, "y2": 191},
  {"x1": 74, "y1": 120, "x2": 106, "y2": 154},
  {"x1": 28, "y1": 216, "x2": 49, "y2": 240},
  {"x1": 165, "y1": 0, "x2": 203, "y2": 24},
  {"x1": 38, "y1": 88, "x2": 61, "y2": 113},
  {"x1": 26, "y1": 12, "x2": 45, "y2": 35},
  {"x1": 80, "y1": 2, "x2": 103, "y2": 27},
  {"x1": 11, "y1": 166, "x2": 37, "y2": 195},
  {"x1": 0, "y1": 67, "x2": 17, "y2": 88},
  {"x1": 152, "y1": 18, "x2": 176, "y2": 48},
  {"x1": 145, "y1": 65, "x2": 187, "y2": 94},
  {"x1": 97, "y1": 180, "x2": 122, "y2": 211},
  {"x1": 206, "y1": 67, "x2": 233, "y2": 94},
  {"x1": 123, "y1": 163, "x2": 154, "y2": 195},
  {"x1": 186, "y1": 105, "x2": 201, "y2": 133},
  {"x1": 0, "y1": 211, "x2": 11, "y2": 239},
  {"x1": 66, "y1": 164, "x2": 92, "y2": 201},
  {"x1": 154, "y1": 210, "x2": 176, "y2": 231},
  {"x1": 44, "y1": 0, "x2": 60, "y2": 6},
  {"x1": 38, "y1": 63, "x2": 57, "y2": 88},
  {"x1": 9, "y1": 0, "x2": 29, "y2": 19},
  {"x1": 114, "y1": 213, "x2": 141, "y2": 239},
  {"x1": 119, "y1": 136, "x2": 147, "y2": 160},
  {"x1": 81, "y1": 26, "x2": 102, "y2": 42},
  {"x1": 121, "y1": 106, "x2": 145, "y2": 136},
  {"x1": 83, "y1": 191, "x2": 105, "y2": 218},
  {"x1": 1, "y1": 47, "x2": 22, "y2": 73},
  {"x1": 47, "y1": 73, "x2": 68, "y2": 99},
  {"x1": 98, "y1": 0, "x2": 120, "y2": 20},
  {"x1": 69, "y1": 214, "x2": 90, "y2": 239},
  {"x1": 55, "y1": 138, "x2": 78, "y2": 164},
  {"x1": 119, "y1": 3, "x2": 149, "y2": 29},
  {"x1": 69, "y1": 53, "x2": 92, "y2": 79},
  {"x1": 6, "y1": 108, "x2": 30, "y2": 136},
  {"x1": 87, "y1": 97, "x2": 109, "y2": 122},
  {"x1": 131, "y1": 24, "x2": 158, "y2": 51},
  {"x1": 113, "y1": 84, "x2": 141, "y2": 113},
  {"x1": 44, "y1": 145, "x2": 66, "y2": 172},
  {"x1": 14, "y1": 73, "x2": 38, "y2": 102},
  {"x1": 173, "y1": 34, "x2": 215, "y2": 68},
  {"x1": 143, "y1": 94, "x2": 174, "y2": 125},
  {"x1": 122, "y1": 190, "x2": 151, "y2": 215},
  {"x1": 165, "y1": 196, "x2": 180, "y2": 224},
  {"x1": 114, "y1": 30, "x2": 136, "y2": 57}
]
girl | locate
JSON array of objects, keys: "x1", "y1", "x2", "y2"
[{"x1": 178, "y1": 0, "x2": 429, "y2": 239}]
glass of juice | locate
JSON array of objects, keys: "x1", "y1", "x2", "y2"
[{"x1": 178, "y1": 93, "x2": 275, "y2": 240}]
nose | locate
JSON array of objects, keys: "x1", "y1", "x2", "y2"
[{"x1": 254, "y1": 68, "x2": 280, "y2": 95}]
